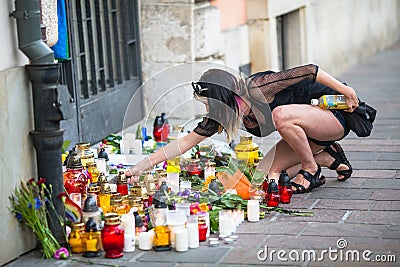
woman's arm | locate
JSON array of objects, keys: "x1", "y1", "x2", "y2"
[
  {"x1": 316, "y1": 68, "x2": 359, "y2": 112},
  {"x1": 126, "y1": 131, "x2": 207, "y2": 181}
]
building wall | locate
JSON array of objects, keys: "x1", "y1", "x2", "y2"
[
  {"x1": 248, "y1": 0, "x2": 400, "y2": 75},
  {"x1": 306, "y1": 0, "x2": 400, "y2": 75},
  {"x1": 0, "y1": 2, "x2": 38, "y2": 260}
]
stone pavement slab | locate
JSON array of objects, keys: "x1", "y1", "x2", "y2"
[
  {"x1": 309, "y1": 188, "x2": 374, "y2": 200},
  {"x1": 314, "y1": 199, "x2": 374, "y2": 210},
  {"x1": 346, "y1": 211, "x2": 400, "y2": 225},
  {"x1": 136, "y1": 246, "x2": 230, "y2": 264},
  {"x1": 301, "y1": 222, "x2": 387, "y2": 238},
  {"x1": 370, "y1": 189, "x2": 400, "y2": 201},
  {"x1": 372, "y1": 201, "x2": 400, "y2": 211}
]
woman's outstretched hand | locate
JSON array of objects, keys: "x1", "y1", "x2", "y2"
[
  {"x1": 343, "y1": 85, "x2": 359, "y2": 113},
  {"x1": 125, "y1": 166, "x2": 140, "y2": 184}
]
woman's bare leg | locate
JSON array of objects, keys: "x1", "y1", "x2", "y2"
[
  {"x1": 265, "y1": 104, "x2": 345, "y2": 190},
  {"x1": 257, "y1": 139, "x2": 324, "y2": 179}
]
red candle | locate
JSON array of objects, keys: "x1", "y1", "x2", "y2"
[
  {"x1": 101, "y1": 214, "x2": 124, "y2": 258},
  {"x1": 266, "y1": 192, "x2": 280, "y2": 207},
  {"x1": 117, "y1": 183, "x2": 128, "y2": 195},
  {"x1": 262, "y1": 180, "x2": 269, "y2": 193},
  {"x1": 198, "y1": 221, "x2": 208, "y2": 242},
  {"x1": 279, "y1": 186, "x2": 293, "y2": 204},
  {"x1": 64, "y1": 168, "x2": 89, "y2": 196},
  {"x1": 266, "y1": 179, "x2": 280, "y2": 207}
]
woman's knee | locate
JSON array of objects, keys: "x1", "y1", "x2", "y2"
[{"x1": 272, "y1": 105, "x2": 292, "y2": 130}]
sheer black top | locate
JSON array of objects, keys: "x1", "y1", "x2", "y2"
[{"x1": 193, "y1": 64, "x2": 339, "y2": 137}]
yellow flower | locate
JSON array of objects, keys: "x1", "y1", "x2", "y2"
[
  {"x1": 199, "y1": 202, "x2": 209, "y2": 212},
  {"x1": 202, "y1": 175, "x2": 216, "y2": 192}
]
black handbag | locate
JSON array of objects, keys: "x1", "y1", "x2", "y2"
[{"x1": 343, "y1": 101, "x2": 377, "y2": 137}]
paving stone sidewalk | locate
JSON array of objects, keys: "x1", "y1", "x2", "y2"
[{"x1": 6, "y1": 41, "x2": 400, "y2": 267}]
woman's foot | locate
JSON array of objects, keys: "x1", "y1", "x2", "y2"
[
  {"x1": 291, "y1": 164, "x2": 324, "y2": 194},
  {"x1": 319, "y1": 142, "x2": 352, "y2": 181}
]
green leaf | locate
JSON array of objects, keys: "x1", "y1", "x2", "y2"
[
  {"x1": 251, "y1": 169, "x2": 266, "y2": 184},
  {"x1": 136, "y1": 125, "x2": 143, "y2": 140},
  {"x1": 62, "y1": 140, "x2": 71, "y2": 154}
]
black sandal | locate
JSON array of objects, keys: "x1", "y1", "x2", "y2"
[
  {"x1": 323, "y1": 142, "x2": 353, "y2": 181},
  {"x1": 291, "y1": 164, "x2": 324, "y2": 194}
]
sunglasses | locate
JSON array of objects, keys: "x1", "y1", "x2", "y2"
[{"x1": 192, "y1": 82, "x2": 209, "y2": 97}]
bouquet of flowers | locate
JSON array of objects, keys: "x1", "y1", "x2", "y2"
[{"x1": 8, "y1": 178, "x2": 68, "y2": 259}]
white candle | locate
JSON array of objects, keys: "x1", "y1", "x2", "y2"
[
  {"x1": 175, "y1": 228, "x2": 189, "y2": 252},
  {"x1": 138, "y1": 231, "x2": 154, "y2": 250},
  {"x1": 123, "y1": 233, "x2": 136, "y2": 252},
  {"x1": 227, "y1": 210, "x2": 236, "y2": 234},
  {"x1": 168, "y1": 224, "x2": 185, "y2": 248},
  {"x1": 96, "y1": 158, "x2": 107, "y2": 174},
  {"x1": 247, "y1": 199, "x2": 260, "y2": 222},
  {"x1": 187, "y1": 215, "x2": 199, "y2": 248},
  {"x1": 175, "y1": 202, "x2": 191, "y2": 217},
  {"x1": 218, "y1": 210, "x2": 232, "y2": 236},
  {"x1": 120, "y1": 213, "x2": 135, "y2": 235}
]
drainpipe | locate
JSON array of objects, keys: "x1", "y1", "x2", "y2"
[{"x1": 10, "y1": 0, "x2": 72, "y2": 243}]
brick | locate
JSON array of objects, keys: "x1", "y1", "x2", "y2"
[
  {"x1": 346, "y1": 211, "x2": 400, "y2": 225},
  {"x1": 309, "y1": 188, "x2": 373, "y2": 200},
  {"x1": 136, "y1": 246, "x2": 230, "y2": 263},
  {"x1": 370, "y1": 189, "x2": 400, "y2": 200},
  {"x1": 301, "y1": 222, "x2": 386, "y2": 238},
  {"x1": 322, "y1": 178, "x2": 365, "y2": 188},
  {"x1": 382, "y1": 225, "x2": 400, "y2": 239},
  {"x1": 362, "y1": 179, "x2": 400, "y2": 189},
  {"x1": 275, "y1": 209, "x2": 346, "y2": 223},
  {"x1": 314, "y1": 199, "x2": 374, "y2": 210},
  {"x1": 237, "y1": 221, "x2": 308, "y2": 235},
  {"x1": 351, "y1": 161, "x2": 400, "y2": 170},
  {"x1": 262, "y1": 235, "x2": 340, "y2": 250},
  {"x1": 343, "y1": 237, "x2": 400, "y2": 253},
  {"x1": 352, "y1": 170, "x2": 397, "y2": 179},
  {"x1": 278, "y1": 198, "x2": 317, "y2": 209},
  {"x1": 230, "y1": 233, "x2": 268, "y2": 248},
  {"x1": 222, "y1": 246, "x2": 295, "y2": 266},
  {"x1": 372, "y1": 201, "x2": 400, "y2": 211}
]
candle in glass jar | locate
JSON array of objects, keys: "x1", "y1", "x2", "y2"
[
  {"x1": 187, "y1": 215, "x2": 199, "y2": 248},
  {"x1": 175, "y1": 228, "x2": 189, "y2": 252},
  {"x1": 247, "y1": 199, "x2": 260, "y2": 222},
  {"x1": 218, "y1": 210, "x2": 232, "y2": 236},
  {"x1": 138, "y1": 230, "x2": 154, "y2": 250}
]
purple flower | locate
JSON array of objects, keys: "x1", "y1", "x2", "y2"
[
  {"x1": 117, "y1": 163, "x2": 124, "y2": 169},
  {"x1": 193, "y1": 192, "x2": 200, "y2": 202},
  {"x1": 181, "y1": 189, "x2": 191, "y2": 197},
  {"x1": 28, "y1": 203, "x2": 32, "y2": 209},
  {"x1": 54, "y1": 247, "x2": 69, "y2": 259}
]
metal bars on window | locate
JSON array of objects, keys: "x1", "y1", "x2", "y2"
[{"x1": 70, "y1": 0, "x2": 139, "y2": 100}]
